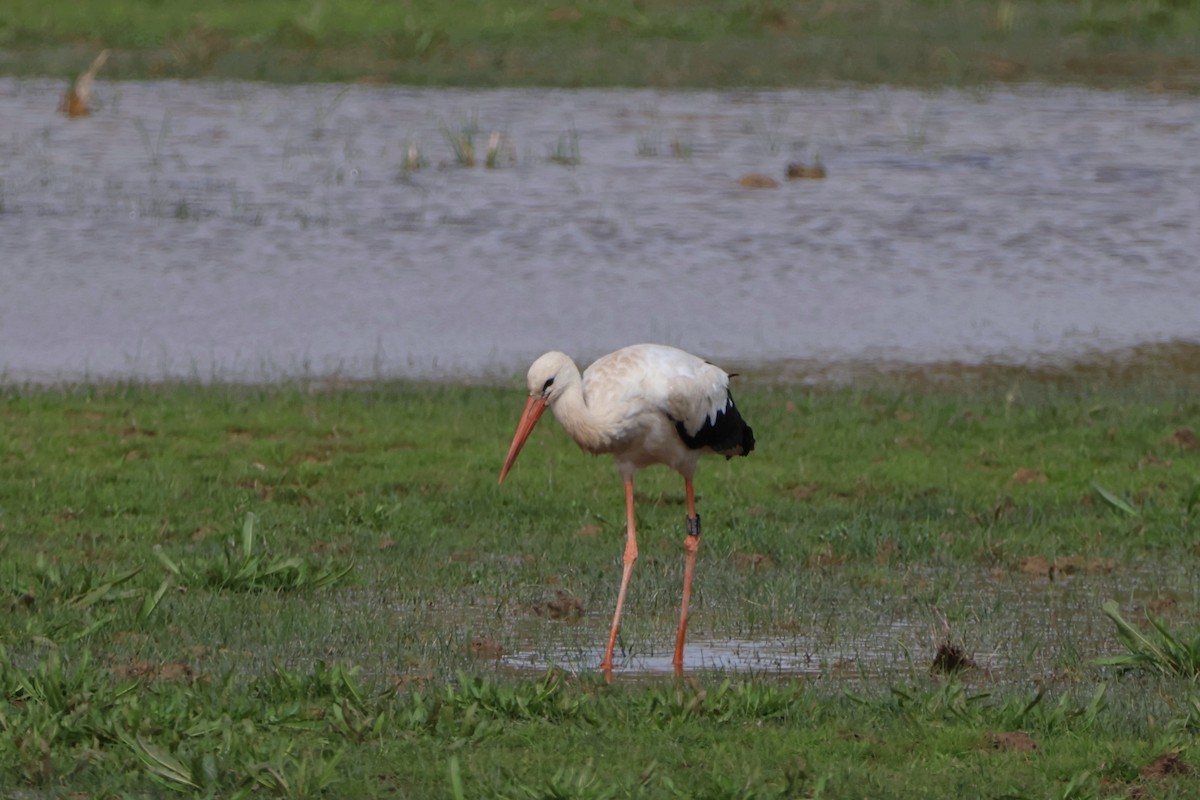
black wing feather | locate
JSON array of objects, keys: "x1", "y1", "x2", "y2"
[{"x1": 673, "y1": 390, "x2": 755, "y2": 458}]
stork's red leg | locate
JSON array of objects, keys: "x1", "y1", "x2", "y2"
[
  {"x1": 600, "y1": 477, "x2": 638, "y2": 676},
  {"x1": 673, "y1": 479, "x2": 700, "y2": 673}
]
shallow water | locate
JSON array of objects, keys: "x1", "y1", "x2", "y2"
[
  {"x1": 2, "y1": 79, "x2": 1198, "y2": 382},
  {"x1": 494, "y1": 563, "x2": 1197, "y2": 683}
]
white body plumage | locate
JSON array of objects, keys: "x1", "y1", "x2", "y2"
[
  {"x1": 525, "y1": 344, "x2": 749, "y2": 480},
  {"x1": 498, "y1": 343, "x2": 754, "y2": 675}
]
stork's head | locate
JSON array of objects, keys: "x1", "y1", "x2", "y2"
[
  {"x1": 525, "y1": 351, "x2": 572, "y2": 402},
  {"x1": 498, "y1": 351, "x2": 572, "y2": 484}
]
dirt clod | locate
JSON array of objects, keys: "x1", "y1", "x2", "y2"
[
  {"x1": 469, "y1": 637, "x2": 504, "y2": 659},
  {"x1": 986, "y1": 730, "x2": 1038, "y2": 752},
  {"x1": 739, "y1": 173, "x2": 779, "y2": 189},
  {"x1": 1141, "y1": 751, "x2": 1193, "y2": 778},
  {"x1": 1168, "y1": 428, "x2": 1199, "y2": 449},
  {"x1": 1019, "y1": 553, "x2": 1115, "y2": 579},
  {"x1": 931, "y1": 641, "x2": 976, "y2": 674},
  {"x1": 114, "y1": 660, "x2": 195, "y2": 682},
  {"x1": 1020, "y1": 555, "x2": 1051, "y2": 576},
  {"x1": 1010, "y1": 467, "x2": 1047, "y2": 485},
  {"x1": 785, "y1": 162, "x2": 826, "y2": 180},
  {"x1": 534, "y1": 591, "x2": 585, "y2": 620},
  {"x1": 1146, "y1": 596, "x2": 1178, "y2": 614}
]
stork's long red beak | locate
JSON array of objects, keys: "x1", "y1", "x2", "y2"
[{"x1": 498, "y1": 396, "x2": 548, "y2": 483}]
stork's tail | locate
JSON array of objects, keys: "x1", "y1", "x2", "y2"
[{"x1": 723, "y1": 396, "x2": 755, "y2": 459}]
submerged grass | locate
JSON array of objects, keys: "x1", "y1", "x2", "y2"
[
  {"x1": 2, "y1": 0, "x2": 1200, "y2": 89},
  {"x1": 1, "y1": 373, "x2": 1199, "y2": 795},
  {"x1": 1098, "y1": 600, "x2": 1200, "y2": 678}
]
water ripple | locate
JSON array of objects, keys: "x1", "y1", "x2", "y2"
[{"x1": 2, "y1": 80, "x2": 1198, "y2": 381}]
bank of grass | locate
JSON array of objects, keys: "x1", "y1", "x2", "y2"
[
  {"x1": 2, "y1": 365, "x2": 1200, "y2": 795},
  {"x1": 2, "y1": 0, "x2": 1199, "y2": 89}
]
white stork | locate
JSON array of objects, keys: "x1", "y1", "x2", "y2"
[{"x1": 498, "y1": 343, "x2": 755, "y2": 674}]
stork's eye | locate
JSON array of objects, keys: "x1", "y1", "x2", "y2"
[{"x1": 541, "y1": 377, "x2": 555, "y2": 393}]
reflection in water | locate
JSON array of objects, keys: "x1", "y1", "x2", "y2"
[
  {"x1": 501, "y1": 635, "x2": 901, "y2": 678},
  {"x1": 1, "y1": 80, "x2": 1198, "y2": 382}
]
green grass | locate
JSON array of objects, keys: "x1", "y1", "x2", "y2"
[
  {"x1": 2, "y1": 376, "x2": 1200, "y2": 796},
  {"x1": 2, "y1": 0, "x2": 1199, "y2": 89},
  {"x1": 1098, "y1": 599, "x2": 1200, "y2": 678}
]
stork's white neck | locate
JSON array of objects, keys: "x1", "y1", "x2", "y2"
[{"x1": 546, "y1": 361, "x2": 611, "y2": 454}]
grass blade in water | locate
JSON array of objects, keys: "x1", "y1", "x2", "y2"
[{"x1": 1097, "y1": 599, "x2": 1200, "y2": 677}]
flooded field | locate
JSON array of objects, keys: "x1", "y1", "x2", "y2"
[
  {"x1": 2, "y1": 79, "x2": 1199, "y2": 383},
  {"x1": 282, "y1": 556, "x2": 1196, "y2": 686},
  {"x1": 492, "y1": 562, "x2": 1199, "y2": 682}
]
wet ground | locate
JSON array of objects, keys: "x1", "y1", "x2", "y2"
[
  {"x1": 467, "y1": 561, "x2": 1199, "y2": 682},
  {"x1": 2, "y1": 79, "x2": 1199, "y2": 383}
]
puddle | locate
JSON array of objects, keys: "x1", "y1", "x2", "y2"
[
  {"x1": 500, "y1": 632, "x2": 936, "y2": 679},
  {"x1": 499, "y1": 625, "x2": 975, "y2": 681},
  {"x1": 2, "y1": 80, "x2": 1199, "y2": 382}
]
